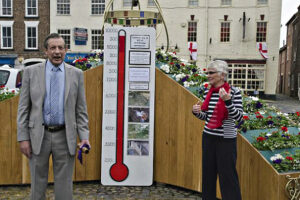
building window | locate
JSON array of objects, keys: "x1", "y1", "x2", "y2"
[
  {"x1": 221, "y1": 0, "x2": 231, "y2": 5},
  {"x1": 25, "y1": 21, "x2": 39, "y2": 50},
  {"x1": 257, "y1": 0, "x2": 267, "y2": 4},
  {"x1": 0, "y1": 21, "x2": 14, "y2": 49},
  {"x1": 91, "y1": 29, "x2": 103, "y2": 50},
  {"x1": 123, "y1": 0, "x2": 131, "y2": 7},
  {"x1": 189, "y1": 0, "x2": 198, "y2": 6},
  {"x1": 256, "y1": 22, "x2": 267, "y2": 42},
  {"x1": 58, "y1": 29, "x2": 71, "y2": 49},
  {"x1": 148, "y1": 0, "x2": 155, "y2": 6},
  {"x1": 57, "y1": 0, "x2": 70, "y2": 15},
  {"x1": 187, "y1": 21, "x2": 197, "y2": 42},
  {"x1": 1, "y1": 0, "x2": 12, "y2": 16},
  {"x1": 228, "y1": 64, "x2": 266, "y2": 91},
  {"x1": 220, "y1": 22, "x2": 230, "y2": 42},
  {"x1": 91, "y1": 0, "x2": 105, "y2": 15},
  {"x1": 26, "y1": 0, "x2": 38, "y2": 17}
]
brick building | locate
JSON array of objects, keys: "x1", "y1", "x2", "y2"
[
  {"x1": 0, "y1": 0, "x2": 50, "y2": 67},
  {"x1": 277, "y1": 6, "x2": 300, "y2": 98}
]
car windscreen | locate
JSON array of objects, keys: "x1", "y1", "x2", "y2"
[{"x1": 0, "y1": 70, "x2": 10, "y2": 86}]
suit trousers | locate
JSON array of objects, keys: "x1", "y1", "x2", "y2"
[
  {"x1": 29, "y1": 129, "x2": 75, "y2": 200},
  {"x1": 202, "y1": 133, "x2": 242, "y2": 200}
]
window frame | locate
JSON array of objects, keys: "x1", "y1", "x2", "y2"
[
  {"x1": 24, "y1": 21, "x2": 39, "y2": 50},
  {"x1": 227, "y1": 63, "x2": 266, "y2": 92},
  {"x1": 91, "y1": 0, "x2": 105, "y2": 15},
  {"x1": 25, "y1": 0, "x2": 38, "y2": 17},
  {"x1": 0, "y1": 21, "x2": 14, "y2": 49},
  {"x1": 57, "y1": 0, "x2": 70, "y2": 15},
  {"x1": 257, "y1": 0, "x2": 268, "y2": 5},
  {"x1": 123, "y1": 0, "x2": 131, "y2": 7},
  {"x1": 188, "y1": 0, "x2": 198, "y2": 7},
  {"x1": 57, "y1": 29, "x2": 71, "y2": 50},
  {"x1": 187, "y1": 21, "x2": 197, "y2": 42},
  {"x1": 148, "y1": 0, "x2": 155, "y2": 7},
  {"x1": 220, "y1": 21, "x2": 230, "y2": 42},
  {"x1": 256, "y1": 21, "x2": 267, "y2": 42},
  {"x1": 91, "y1": 29, "x2": 103, "y2": 50},
  {"x1": 0, "y1": 0, "x2": 13, "y2": 17},
  {"x1": 221, "y1": 0, "x2": 231, "y2": 6}
]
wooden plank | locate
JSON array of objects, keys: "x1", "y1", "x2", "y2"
[
  {"x1": 10, "y1": 96, "x2": 22, "y2": 184},
  {"x1": 0, "y1": 99, "x2": 12, "y2": 184},
  {"x1": 154, "y1": 69, "x2": 170, "y2": 182}
]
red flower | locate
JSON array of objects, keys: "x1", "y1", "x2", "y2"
[
  {"x1": 11, "y1": 90, "x2": 15, "y2": 93},
  {"x1": 256, "y1": 137, "x2": 266, "y2": 142},
  {"x1": 203, "y1": 68, "x2": 207, "y2": 71},
  {"x1": 204, "y1": 83, "x2": 209, "y2": 88},
  {"x1": 181, "y1": 63, "x2": 185, "y2": 66},
  {"x1": 286, "y1": 156, "x2": 293, "y2": 161},
  {"x1": 298, "y1": 132, "x2": 300, "y2": 135},
  {"x1": 281, "y1": 127, "x2": 288, "y2": 132},
  {"x1": 267, "y1": 116, "x2": 272, "y2": 119},
  {"x1": 243, "y1": 116, "x2": 249, "y2": 120},
  {"x1": 173, "y1": 51, "x2": 176, "y2": 55},
  {"x1": 296, "y1": 112, "x2": 300, "y2": 117},
  {"x1": 194, "y1": 74, "x2": 199, "y2": 77},
  {"x1": 256, "y1": 115, "x2": 263, "y2": 119},
  {"x1": 81, "y1": 58, "x2": 88, "y2": 62},
  {"x1": 255, "y1": 111, "x2": 260, "y2": 115},
  {"x1": 170, "y1": 62, "x2": 174, "y2": 65}
]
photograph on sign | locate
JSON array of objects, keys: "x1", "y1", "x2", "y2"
[
  {"x1": 128, "y1": 124, "x2": 149, "y2": 139},
  {"x1": 127, "y1": 140, "x2": 149, "y2": 156},
  {"x1": 130, "y1": 35, "x2": 150, "y2": 49},
  {"x1": 129, "y1": 51, "x2": 151, "y2": 65},
  {"x1": 129, "y1": 82, "x2": 149, "y2": 90},
  {"x1": 129, "y1": 67, "x2": 150, "y2": 82},
  {"x1": 129, "y1": 91, "x2": 150, "y2": 106},
  {"x1": 128, "y1": 107, "x2": 149, "y2": 123}
]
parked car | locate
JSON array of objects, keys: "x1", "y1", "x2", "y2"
[
  {"x1": 23, "y1": 58, "x2": 45, "y2": 67},
  {"x1": 0, "y1": 65, "x2": 22, "y2": 92}
]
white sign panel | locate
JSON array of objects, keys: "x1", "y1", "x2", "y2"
[
  {"x1": 130, "y1": 35, "x2": 150, "y2": 49},
  {"x1": 102, "y1": 26, "x2": 156, "y2": 186},
  {"x1": 129, "y1": 51, "x2": 151, "y2": 65}
]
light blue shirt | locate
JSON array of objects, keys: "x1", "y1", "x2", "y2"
[{"x1": 43, "y1": 61, "x2": 65, "y2": 125}]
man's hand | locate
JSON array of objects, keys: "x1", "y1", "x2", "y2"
[
  {"x1": 19, "y1": 140, "x2": 32, "y2": 159},
  {"x1": 79, "y1": 139, "x2": 91, "y2": 149},
  {"x1": 192, "y1": 101, "x2": 202, "y2": 114}
]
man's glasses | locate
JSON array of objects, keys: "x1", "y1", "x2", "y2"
[{"x1": 207, "y1": 71, "x2": 218, "y2": 75}]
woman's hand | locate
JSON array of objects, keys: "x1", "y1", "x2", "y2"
[
  {"x1": 193, "y1": 101, "x2": 202, "y2": 114},
  {"x1": 219, "y1": 88, "x2": 231, "y2": 101}
]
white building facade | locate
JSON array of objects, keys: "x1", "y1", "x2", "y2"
[{"x1": 50, "y1": 0, "x2": 281, "y2": 97}]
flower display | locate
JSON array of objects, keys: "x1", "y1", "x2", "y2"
[
  {"x1": 72, "y1": 52, "x2": 103, "y2": 71},
  {"x1": 252, "y1": 129, "x2": 300, "y2": 151},
  {"x1": 0, "y1": 86, "x2": 19, "y2": 101},
  {"x1": 270, "y1": 151, "x2": 300, "y2": 172}
]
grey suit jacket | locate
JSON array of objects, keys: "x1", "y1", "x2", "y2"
[{"x1": 17, "y1": 61, "x2": 89, "y2": 155}]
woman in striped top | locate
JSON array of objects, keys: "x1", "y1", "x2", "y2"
[{"x1": 192, "y1": 60, "x2": 243, "y2": 200}]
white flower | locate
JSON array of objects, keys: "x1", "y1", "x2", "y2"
[
  {"x1": 249, "y1": 96, "x2": 259, "y2": 101},
  {"x1": 266, "y1": 133, "x2": 272, "y2": 137},
  {"x1": 175, "y1": 73, "x2": 185, "y2": 81},
  {"x1": 270, "y1": 154, "x2": 284, "y2": 161},
  {"x1": 160, "y1": 64, "x2": 170, "y2": 73},
  {"x1": 184, "y1": 81, "x2": 190, "y2": 88}
]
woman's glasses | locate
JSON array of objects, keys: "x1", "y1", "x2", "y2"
[{"x1": 207, "y1": 71, "x2": 218, "y2": 75}]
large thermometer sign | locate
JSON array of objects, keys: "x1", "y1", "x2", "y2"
[{"x1": 102, "y1": 26, "x2": 156, "y2": 185}]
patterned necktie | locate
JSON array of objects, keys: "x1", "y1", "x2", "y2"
[{"x1": 49, "y1": 67, "x2": 60, "y2": 125}]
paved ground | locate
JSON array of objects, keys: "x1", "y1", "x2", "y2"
[
  {"x1": 264, "y1": 94, "x2": 300, "y2": 113},
  {"x1": 0, "y1": 182, "x2": 202, "y2": 200}
]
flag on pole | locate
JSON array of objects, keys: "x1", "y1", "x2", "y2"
[
  {"x1": 257, "y1": 42, "x2": 268, "y2": 59},
  {"x1": 188, "y1": 42, "x2": 197, "y2": 61}
]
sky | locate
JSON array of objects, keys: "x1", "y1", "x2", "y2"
[{"x1": 280, "y1": 0, "x2": 300, "y2": 47}]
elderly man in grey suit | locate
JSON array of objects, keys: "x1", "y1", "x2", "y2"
[{"x1": 17, "y1": 33, "x2": 90, "y2": 200}]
